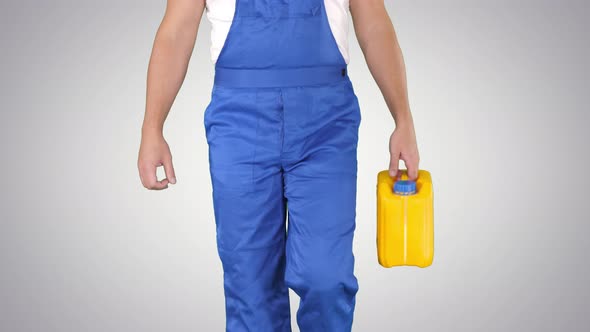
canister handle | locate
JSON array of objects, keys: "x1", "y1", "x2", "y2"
[
  {"x1": 400, "y1": 170, "x2": 409, "y2": 181},
  {"x1": 396, "y1": 169, "x2": 410, "y2": 181}
]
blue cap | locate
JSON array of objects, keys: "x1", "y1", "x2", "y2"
[{"x1": 393, "y1": 180, "x2": 416, "y2": 195}]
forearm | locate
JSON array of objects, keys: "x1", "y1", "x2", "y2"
[
  {"x1": 142, "y1": 4, "x2": 203, "y2": 136},
  {"x1": 351, "y1": 0, "x2": 412, "y2": 126}
]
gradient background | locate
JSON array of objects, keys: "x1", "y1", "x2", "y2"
[{"x1": 1, "y1": 0, "x2": 589, "y2": 331}]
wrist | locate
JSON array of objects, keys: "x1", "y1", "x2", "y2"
[
  {"x1": 141, "y1": 123, "x2": 164, "y2": 137},
  {"x1": 392, "y1": 111, "x2": 412, "y2": 127}
]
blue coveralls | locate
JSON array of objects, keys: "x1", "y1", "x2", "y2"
[{"x1": 203, "y1": 0, "x2": 361, "y2": 330}]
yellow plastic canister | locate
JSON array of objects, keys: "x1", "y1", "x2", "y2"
[{"x1": 376, "y1": 169, "x2": 434, "y2": 268}]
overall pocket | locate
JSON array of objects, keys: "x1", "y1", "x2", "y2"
[
  {"x1": 241, "y1": 0, "x2": 320, "y2": 18},
  {"x1": 203, "y1": 85, "x2": 218, "y2": 132}
]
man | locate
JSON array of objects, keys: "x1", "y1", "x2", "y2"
[{"x1": 138, "y1": 0, "x2": 420, "y2": 330}]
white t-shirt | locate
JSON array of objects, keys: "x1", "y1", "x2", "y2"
[{"x1": 204, "y1": 0, "x2": 351, "y2": 64}]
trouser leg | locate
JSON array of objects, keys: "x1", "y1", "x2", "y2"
[
  {"x1": 282, "y1": 81, "x2": 361, "y2": 332},
  {"x1": 204, "y1": 88, "x2": 291, "y2": 331}
]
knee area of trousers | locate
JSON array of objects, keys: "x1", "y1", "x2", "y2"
[{"x1": 285, "y1": 268, "x2": 358, "y2": 298}]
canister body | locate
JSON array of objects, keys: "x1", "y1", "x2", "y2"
[{"x1": 376, "y1": 169, "x2": 434, "y2": 268}]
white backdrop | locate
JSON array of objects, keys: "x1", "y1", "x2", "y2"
[{"x1": 1, "y1": 0, "x2": 589, "y2": 331}]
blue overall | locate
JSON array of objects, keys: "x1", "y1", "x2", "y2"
[{"x1": 203, "y1": 1, "x2": 361, "y2": 330}]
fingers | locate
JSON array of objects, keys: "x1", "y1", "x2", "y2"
[
  {"x1": 163, "y1": 156, "x2": 176, "y2": 185},
  {"x1": 403, "y1": 152, "x2": 420, "y2": 181},
  {"x1": 389, "y1": 148, "x2": 420, "y2": 181},
  {"x1": 137, "y1": 135, "x2": 176, "y2": 190},
  {"x1": 389, "y1": 149, "x2": 400, "y2": 178},
  {"x1": 139, "y1": 161, "x2": 171, "y2": 190}
]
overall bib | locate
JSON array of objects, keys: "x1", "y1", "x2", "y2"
[{"x1": 203, "y1": 0, "x2": 361, "y2": 330}]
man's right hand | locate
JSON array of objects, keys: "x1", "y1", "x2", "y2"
[
  {"x1": 137, "y1": 132, "x2": 176, "y2": 190},
  {"x1": 137, "y1": 0, "x2": 206, "y2": 190}
]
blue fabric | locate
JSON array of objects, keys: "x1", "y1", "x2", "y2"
[
  {"x1": 214, "y1": 66, "x2": 348, "y2": 88},
  {"x1": 203, "y1": 0, "x2": 361, "y2": 331}
]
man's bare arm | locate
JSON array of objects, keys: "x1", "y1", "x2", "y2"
[
  {"x1": 138, "y1": 0, "x2": 206, "y2": 190},
  {"x1": 143, "y1": 0, "x2": 206, "y2": 135},
  {"x1": 350, "y1": 0, "x2": 420, "y2": 180}
]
